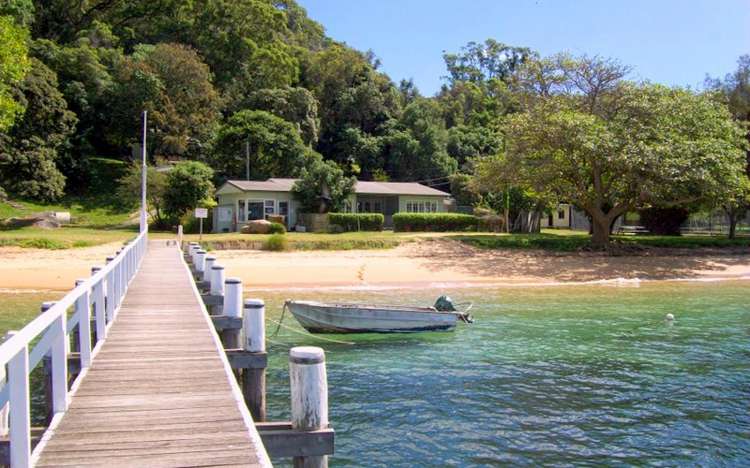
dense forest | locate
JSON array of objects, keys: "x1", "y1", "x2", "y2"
[
  {"x1": 0, "y1": 1, "x2": 747, "y2": 246},
  {"x1": 0, "y1": 0, "x2": 502, "y2": 198}
]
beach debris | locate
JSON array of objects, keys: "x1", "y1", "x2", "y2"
[{"x1": 665, "y1": 313, "x2": 675, "y2": 321}]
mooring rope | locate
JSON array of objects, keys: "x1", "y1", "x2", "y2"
[
  {"x1": 269, "y1": 301, "x2": 355, "y2": 345},
  {"x1": 266, "y1": 317, "x2": 355, "y2": 345}
]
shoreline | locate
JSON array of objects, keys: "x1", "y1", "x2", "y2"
[{"x1": 0, "y1": 240, "x2": 748, "y2": 293}]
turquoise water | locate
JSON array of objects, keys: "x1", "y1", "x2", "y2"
[{"x1": 259, "y1": 280, "x2": 750, "y2": 467}]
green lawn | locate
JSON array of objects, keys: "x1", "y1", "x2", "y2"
[
  {"x1": 165, "y1": 230, "x2": 420, "y2": 250},
  {"x1": 454, "y1": 231, "x2": 750, "y2": 252},
  {"x1": 0, "y1": 226, "x2": 135, "y2": 249}
]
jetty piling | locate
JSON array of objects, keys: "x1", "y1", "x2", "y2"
[
  {"x1": 243, "y1": 298, "x2": 267, "y2": 421},
  {"x1": 184, "y1": 239, "x2": 335, "y2": 462},
  {"x1": 290, "y1": 346, "x2": 329, "y2": 468}
]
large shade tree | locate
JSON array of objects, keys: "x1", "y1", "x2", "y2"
[
  {"x1": 503, "y1": 54, "x2": 747, "y2": 247},
  {"x1": 706, "y1": 55, "x2": 750, "y2": 238}
]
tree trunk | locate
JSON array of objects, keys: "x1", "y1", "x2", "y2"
[
  {"x1": 590, "y1": 214, "x2": 611, "y2": 249},
  {"x1": 729, "y1": 218, "x2": 737, "y2": 239}
]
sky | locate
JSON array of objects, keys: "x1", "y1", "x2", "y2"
[{"x1": 297, "y1": 0, "x2": 750, "y2": 96}]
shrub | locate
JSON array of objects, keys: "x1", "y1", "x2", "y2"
[
  {"x1": 328, "y1": 213, "x2": 384, "y2": 232},
  {"x1": 638, "y1": 207, "x2": 690, "y2": 235},
  {"x1": 264, "y1": 233, "x2": 288, "y2": 251},
  {"x1": 393, "y1": 213, "x2": 478, "y2": 232},
  {"x1": 268, "y1": 222, "x2": 286, "y2": 234}
]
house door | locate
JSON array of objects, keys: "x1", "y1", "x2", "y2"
[{"x1": 248, "y1": 201, "x2": 264, "y2": 220}]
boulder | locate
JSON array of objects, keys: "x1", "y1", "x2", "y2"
[{"x1": 241, "y1": 219, "x2": 273, "y2": 234}]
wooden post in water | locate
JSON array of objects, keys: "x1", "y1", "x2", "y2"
[
  {"x1": 210, "y1": 264, "x2": 225, "y2": 315},
  {"x1": 290, "y1": 346, "x2": 328, "y2": 468},
  {"x1": 195, "y1": 250, "x2": 207, "y2": 278},
  {"x1": 222, "y1": 278, "x2": 242, "y2": 349},
  {"x1": 203, "y1": 256, "x2": 216, "y2": 283},
  {"x1": 243, "y1": 298, "x2": 266, "y2": 422}
]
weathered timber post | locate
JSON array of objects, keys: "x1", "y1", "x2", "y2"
[
  {"x1": 177, "y1": 225, "x2": 184, "y2": 246},
  {"x1": 210, "y1": 264, "x2": 225, "y2": 315},
  {"x1": 0, "y1": 331, "x2": 16, "y2": 437},
  {"x1": 189, "y1": 244, "x2": 201, "y2": 264},
  {"x1": 91, "y1": 266, "x2": 106, "y2": 342},
  {"x1": 222, "y1": 278, "x2": 242, "y2": 349},
  {"x1": 203, "y1": 256, "x2": 216, "y2": 283},
  {"x1": 194, "y1": 250, "x2": 207, "y2": 278},
  {"x1": 290, "y1": 346, "x2": 329, "y2": 468},
  {"x1": 243, "y1": 298, "x2": 266, "y2": 421}
]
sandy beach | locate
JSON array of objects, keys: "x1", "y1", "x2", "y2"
[{"x1": 2, "y1": 240, "x2": 748, "y2": 292}]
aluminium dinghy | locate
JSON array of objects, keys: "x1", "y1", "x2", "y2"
[{"x1": 285, "y1": 296, "x2": 473, "y2": 333}]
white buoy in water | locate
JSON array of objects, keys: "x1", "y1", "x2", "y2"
[{"x1": 665, "y1": 313, "x2": 675, "y2": 321}]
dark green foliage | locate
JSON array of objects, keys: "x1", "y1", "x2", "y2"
[
  {"x1": 211, "y1": 110, "x2": 311, "y2": 180},
  {"x1": 393, "y1": 213, "x2": 478, "y2": 232},
  {"x1": 292, "y1": 156, "x2": 355, "y2": 213},
  {"x1": 268, "y1": 222, "x2": 286, "y2": 234},
  {"x1": 329, "y1": 213, "x2": 384, "y2": 231},
  {"x1": 163, "y1": 161, "x2": 214, "y2": 222},
  {"x1": 638, "y1": 207, "x2": 690, "y2": 235},
  {"x1": 231, "y1": 87, "x2": 319, "y2": 146},
  {"x1": 0, "y1": 59, "x2": 76, "y2": 201}
]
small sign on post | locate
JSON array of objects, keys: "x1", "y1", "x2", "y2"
[{"x1": 195, "y1": 208, "x2": 208, "y2": 240}]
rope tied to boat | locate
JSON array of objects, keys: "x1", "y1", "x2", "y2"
[{"x1": 270, "y1": 300, "x2": 355, "y2": 345}]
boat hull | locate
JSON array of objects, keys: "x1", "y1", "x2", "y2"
[{"x1": 287, "y1": 301, "x2": 458, "y2": 333}]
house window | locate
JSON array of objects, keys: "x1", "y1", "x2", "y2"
[
  {"x1": 406, "y1": 202, "x2": 412, "y2": 212},
  {"x1": 343, "y1": 200, "x2": 352, "y2": 213},
  {"x1": 373, "y1": 201, "x2": 382, "y2": 213},
  {"x1": 364, "y1": 201, "x2": 371, "y2": 212},
  {"x1": 558, "y1": 209, "x2": 565, "y2": 220},
  {"x1": 264, "y1": 200, "x2": 276, "y2": 217},
  {"x1": 279, "y1": 201, "x2": 289, "y2": 216}
]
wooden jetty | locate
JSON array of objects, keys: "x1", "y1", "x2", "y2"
[
  {"x1": 0, "y1": 232, "x2": 333, "y2": 467},
  {"x1": 34, "y1": 240, "x2": 269, "y2": 467}
]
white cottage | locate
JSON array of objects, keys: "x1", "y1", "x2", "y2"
[{"x1": 213, "y1": 178, "x2": 452, "y2": 232}]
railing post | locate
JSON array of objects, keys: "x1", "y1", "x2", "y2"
[
  {"x1": 105, "y1": 256, "x2": 115, "y2": 323},
  {"x1": 50, "y1": 314, "x2": 68, "y2": 414},
  {"x1": 222, "y1": 278, "x2": 242, "y2": 349},
  {"x1": 8, "y1": 345, "x2": 30, "y2": 468},
  {"x1": 0, "y1": 331, "x2": 16, "y2": 438},
  {"x1": 243, "y1": 299, "x2": 266, "y2": 422},
  {"x1": 75, "y1": 279, "x2": 92, "y2": 369},
  {"x1": 290, "y1": 346, "x2": 328, "y2": 468},
  {"x1": 178, "y1": 225, "x2": 183, "y2": 247},
  {"x1": 210, "y1": 264, "x2": 225, "y2": 315},
  {"x1": 40, "y1": 302, "x2": 55, "y2": 424},
  {"x1": 91, "y1": 266, "x2": 106, "y2": 342}
]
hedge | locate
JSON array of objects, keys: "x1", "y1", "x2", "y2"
[
  {"x1": 329, "y1": 213, "x2": 384, "y2": 231},
  {"x1": 393, "y1": 213, "x2": 478, "y2": 232}
]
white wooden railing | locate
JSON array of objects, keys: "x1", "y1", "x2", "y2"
[{"x1": 0, "y1": 229, "x2": 148, "y2": 467}]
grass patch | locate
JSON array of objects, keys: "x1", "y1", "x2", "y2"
[
  {"x1": 173, "y1": 231, "x2": 413, "y2": 251},
  {"x1": 0, "y1": 226, "x2": 134, "y2": 249},
  {"x1": 454, "y1": 232, "x2": 750, "y2": 252}
]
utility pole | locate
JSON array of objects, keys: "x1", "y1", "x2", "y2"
[
  {"x1": 245, "y1": 139, "x2": 250, "y2": 181},
  {"x1": 140, "y1": 111, "x2": 148, "y2": 233}
]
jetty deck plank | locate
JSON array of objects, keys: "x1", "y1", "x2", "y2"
[{"x1": 35, "y1": 241, "x2": 267, "y2": 467}]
